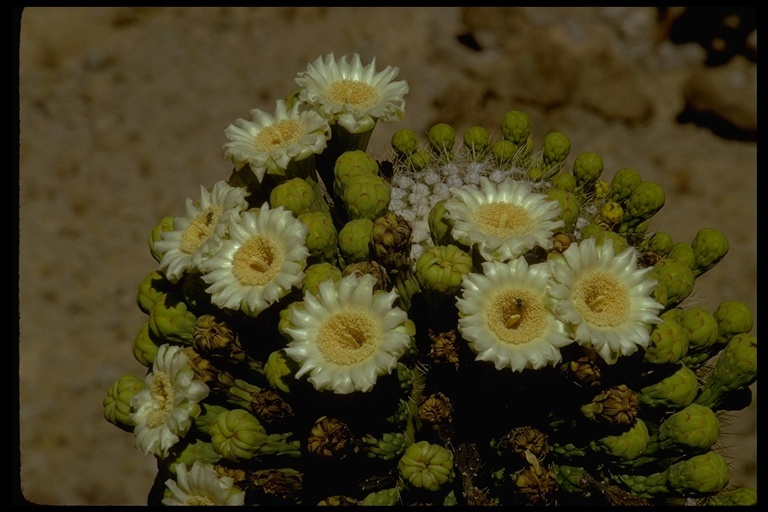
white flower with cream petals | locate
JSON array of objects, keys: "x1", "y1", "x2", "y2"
[
  {"x1": 283, "y1": 273, "x2": 413, "y2": 394},
  {"x1": 163, "y1": 461, "x2": 245, "y2": 506},
  {"x1": 445, "y1": 177, "x2": 564, "y2": 263},
  {"x1": 548, "y1": 237, "x2": 664, "y2": 364},
  {"x1": 223, "y1": 99, "x2": 331, "y2": 182},
  {"x1": 295, "y1": 53, "x2": 409, "y2": 134},
  {"x1": 155, "y1": 181, "x2": 249, "y2": 283},
  {"x1": 457, "y1": 257, "x2": 573, "y2": 372},
  {"x1": 130, "y1": 344, "x2": 210, "y2": 458},
  {"x1": 200, "y1": 204, "x2": 309, "y2": 317}
]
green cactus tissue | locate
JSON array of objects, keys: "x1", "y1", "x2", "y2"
[{"x1": 104, "y1": 53, "x2": 757, "y2": 506}]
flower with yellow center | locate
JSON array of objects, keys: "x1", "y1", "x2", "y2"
[
  {"x1": 283, "y1": 273, "x2": 413, "y2": 394},
  {"x1": 456, "y1": 257, "x2": 573, "y2": 371},
  {"x1": 200, "y1": 203, "x2": 309, "y2": 317},
  {"x1": 155, "y1": 181, "x2": 249, "y2": 283},
  {"x1": 445, "y1": 177, "x2": 563, "y2": 263},
  {"x1": 223, "y1": 99, "x2": 330, "y2": 182},
  {"x1": 130, "y1": 344, "x2": 209, "y2": 458},
  {"x1": 295, "y1": 53, "x2": 409, "y2": 134},
  {"x1": 548, "y1": 237, "x2": 663, "y2": 364},
  {"x1": 163, "y1": 461, "x2": 245, "y2": 506}
]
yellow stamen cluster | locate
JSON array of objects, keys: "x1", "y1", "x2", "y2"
[
  {"x1": 474, "y1": 203, "x2": 533, "y2": 238},
  {"x1": 487, "y1": 289, "x2": 546, "y2": 345},
  {"x1": 326, "y1": 80, "x2": 380, "y2": 110},
  {"x1": 255, "y1": 119, "x2": 303, "y2": 151},
  {"x1": 232, "y1": 235, "x2": 283, "y2": 286},
  {"x1": 317, "y1": 310, "x2": 379, "y2": 365},
  {"x1": 180, "y1": 205, "x2": 224, "y2": 254},
  {"x1": 146, "y1": 372, "x2": 175, "y2": 428},
  {"x1": 573, "y1": 270, "x2": 630, "y2": 327}
]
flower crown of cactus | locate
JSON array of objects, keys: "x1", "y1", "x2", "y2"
[{"x1": 105, "y1": 52, "x2": 756, "y2": 507}]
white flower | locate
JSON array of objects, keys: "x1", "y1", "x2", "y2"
[
  {"x1": 283, "y1": 273, "x2": 413, "y2": 394},
  {"x1": 548, "y1": 237, "x2": 664, "y2": 364},
  {"x1": 223, "y1": 99, "x2": 330, "y2": 182},
  {"x1": 163, "y1": 461, "x2": 245, "y2": 506},
  {"x1": 200, "y1": 203, "x2": 309, "y2": 317},
  {"x1": 155, "y1": 181, "x2": 249, "y2": 283},
  {"x1": 295, "y1": 53, "x2": 409, "y2": 134},
  {"x1": 457, "y1": 257, "x2": 573, "y2": 371},
  {"x1": 445, "y1": 177, "x2": 564, "y2": 262},
  {"x1": 130, "y1": 344, "x2": 209, "y2": 458}
]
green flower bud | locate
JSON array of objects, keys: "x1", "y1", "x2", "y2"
[
  {"x1": 427, "y1": 123, "x2": 456, "y2": 159},
  {"x1": 415, "y1": 244, "x2": 472, "y2": 295},
  {"x1": 612, "y1": 471, "x2": 669, "y2": 497},
  {"x1": 594, "y1": 230, "x2": 629, "y2": 255},
  {"x1": 650, "y1": 258, "x2": 695, "y2": 310},
  {"x1": 638, "y1": 364, "x2": 698, "y2": 410},
  {"x1": 148, "y1": 215, "x2": 175, "y2": 263},
  {"x1": 428, "y1": 199, "x2": 455, "y2": 246},
  {"x1": 360, "y1": 488, "x2": 400, "y2": 506},
  {"x1": 492, "y1": 139, "x2": 518, "y2": 165},
  {"x1": 407, "y1": 149, "x2": 432, "y2": 171},
  {"x1": 667, "y1": 451, "x2": 730, "y2": 496},
  {"x1": 656, "y1": 403, "x2": 719, "y2": 454},
  {"x1": 103, "y1": 374, "x2": 144, "y2": 431},
  {"x1": 622, "y1": 181, "x2": 665, "y2": 226},
  {"x1": 193, "y1": 403, "x2": 230, "y2": 436},
  {"x1": 370, "y1": 212, "x2": 412, "y2": 273},
  {"x1": 550, "y1": 442, "x2": 587, "y2": 459},
  {"x1": 599, "y1": 200, "x2": 624, "y2": 225},
  {"x1": 136, "y1": 270, "x2": 175, "y2": 315},
  {"x1": 542, "y1": 131, "x2": 571, "y2": 168},
  {"x1": 579, "y1": 223, "x2": 604, "y2": 241},
  {"x1": 643, "y1": 313, "x2": 689, "y2": 365},
  {"x1": 338, "y1": 218, "x2": 373, "y2": 264},
  {"x1": 133, "y1": 322, "x2": 161, "y2": 367},
  {"x1": 164, "y1": 439, "x2": 222, "y2": 472},
  {"x1": 591, "y1": 418, "x2": 650, "y2": 461},
  {"x1": 278, "y1": 302, "x2": 302, "y2": 341},
  {"x1": 148, "y1": 292, "x2": 197, "y2": 345},
  {"x1": 551, "y1": 172, "x2": 577, "y2": 192},
  {"x1": 713, "y1": 300, "x2": 753, "y2": 345},
  {"x1": 501, "y1": 110, "x2": 531, "y2": 145},
  {"x1": 700, "y1": 487, "x2": 757, "y2": 506},
  {"x1": 667, "y1": 242, "x2": 696, "y2": 270},
  {"x1": 269, "y1": 177, "x2": 318, "y2": 217},
  {"x1": 554, "y1": 465, "x2": 585, "y2": 495},
  {"x1": 546, "y1": 188, "x2": 579, "y2": 233},
  {"x1": 646, "y1": 231, "x2": 674, "y2": 256},
  {"x1": 298, "y1": 211, "x2": 338, "y2": 262},
  {"x1": 362, "y1": 432, "x2": 407, "y2": 460},
  {"x1": 210, "y1": 408, "x2": 300, "y2": 461},
  {"x1": 394, "y1": 269, "x2": 421, "y2": 311},
  {"x1": 690, "y1": 227, "x2": 728, "y2": 277},
  {"x1": 398, "y1": 440, "x2": 454, "y2": 492},
  {"x1": 264, "y1": 350, "x2": 295, "y2": 394},
  {"x1": 608, "y1": 167, "x2": 643, "y2": 205},
  {"x1": 694, "y1": 333, "x2": 757, "y2": 410},
  {"x1": 301, "y1": 262, "x2": 342, "y2": 296},
  {"x1": 333, "y1": 150, "x2": 378, "y2": 191},
  {"x1": 391, "y1": 128, "x2": 419, "y2": 157},
  {"x1": 593, "y1": 178, "x2": 610, "y2": 200},
  {"x1": 572, "y1": 152, "x2": 604, "y2": 186},
  {"x1": 462, "y1": 126, "x2": 491, "y2": 159},
  {"x1": 677, "y1": 307, "x2": 719, "y2": 353},
  {"x1": 343, "y1": 173, "x2": 391, "y2": 221}
]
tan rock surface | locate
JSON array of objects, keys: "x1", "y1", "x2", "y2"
[{"x1": 18, "y1": 7, "x2": 756, "y2": 505}]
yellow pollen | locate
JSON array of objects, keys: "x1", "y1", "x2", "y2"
[
  {"x1": 573, "y1": 270, "x2": 630, "y2": 327},
  {"x1": 487, "y1": 289, "x2": 546, "y2": 345},
  {"x1": 255, "y1": 119, "x2": 303, "y2": 151},
  {"x1": 146, "y1": 372, "x2": 175, "y2": 428},
  {"x1": 317, "y1": 310, "x2": 379, "y2": 365},
  {"x1": 474, "y1": 203, "x2": 533, "y2": 238},
  {"x1": 326, "y1": 79, "x2": 380, "y2": 109},
  {"x1": 185, "y1": 495, "x2": 216, "y2": 506},
  {"x1": 180, "y1": 205, "x2": 224, "y2": 254},
  {"x1": 232, "y1": 235, "x2": 283, "y2": 286}
]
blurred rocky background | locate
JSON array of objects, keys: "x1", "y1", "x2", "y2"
[{"x1": 17, "y1": 7, "x2": 756, "y2": 505}]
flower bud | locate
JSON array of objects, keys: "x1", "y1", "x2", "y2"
[
  {"x1": 500, "y1": 110, "x2": 531, "y2": 145},
  {"x1": 591, "y1": 418, "x2": 650, "y2": 461},
  {"x1": 362, "y1": 432, "x2": 407, "y2": 460},
  {"x1": 713, "y1": 300, "x2": 753, "y2": 345},
  {"x1": 148, "y1": 216, "x2": 175, "y2": 263},
  {"x1": 338, "y1": 218, "x2": 373, "y2": 264},
  {"x1": 462, "y1": 126, "x2": 491, "y2": 159},
  {"x1": 391, "y1": 128, "x2": 419, "y2": 157},
  {"x1": 667, "y1": 451, "x2": 730, "y2": 495},
  {"x1": 638, "y1": 364, "x2": 698, "y2": 410},
  {"x1": 136, "y1": 270, "x2": 175, "y2": 315},
  {"x1": 542, "y1": 131, "x2": 571, "y2": 168},
  {"x1": 104, "y1": 374, "x2": 145, "y2": 431},
  {"x1": 301, "y1": 262, "x2": 342, "y2": 296},
  {"x1": 572, "y1": 151, "x2": 604, "y2": 186},
  {"x1": 492, "y1": 139, "x2": 518, "y2": 166},
  {"x1": 133, "y1": 322, "x2": 161, "y2": 367},
  {"x1": 343, "y1": 173, "x2": 391, "y2": 221},
  {"x1": 298, "y1": 211, "x2": 338, "y2": 262},
  {"x1": 690, "y1": 228, "x2": 728, "y2": 277},
  {"x1": 694, "y1": 333, "x2": 757, "y2": 410},
  {"x1": 148, "y1": 292, "x2": 197, "y2": 345},
  {"x1": 398, "y1": 440, "x2": 454, "y2": 491},
  {"x1": 269, "y1": 177, "x2": 319, "y2": 217},
  {"x1": 609, "y1": 167, "x2": 643, "y2": 205},
  {"x1": 427, "y1": 123, "x2": 456, "y2": 159},
  {"x1": 415, "y1": 244, "x2": 472, "y2": 296},
  {"x1": 656, "y1": 403, "x2": 719, "y2": 454},
  {"x1": 643, "y1": 312, "x2": 689, "y2": 365}
]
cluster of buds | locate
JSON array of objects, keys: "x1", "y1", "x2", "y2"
[{"x1": 104, "y1": 53, "x2": 756, "y2": 506}]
